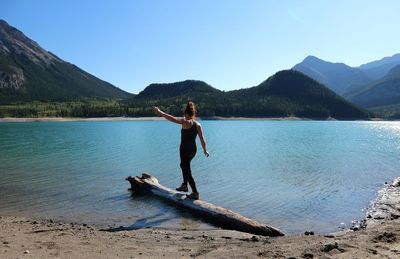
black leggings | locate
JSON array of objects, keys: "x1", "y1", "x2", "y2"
[{"x1": 180, "y1": 148, "x2": 198, "y2": 193}]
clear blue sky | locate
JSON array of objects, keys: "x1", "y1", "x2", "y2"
[{"x1": 1, "y1": 0, "x2": 399, "y2": 94}]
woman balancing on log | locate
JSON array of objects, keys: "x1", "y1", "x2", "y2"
[{"x1": 153, "y1": 102, "x2": 209, "y2": 200}]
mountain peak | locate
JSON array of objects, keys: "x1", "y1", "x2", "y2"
[
  {"x1": 137, "y1": 79, "x2": 219, "y2": 99},
  {"x1": 246, "y1": 69, "x2": 368, "y2": 118},
  {"x1": 303, "y1": 55, "x2": 323, "y2": 63},
  {"x1": 258, "y1": 69, "x2": 323, "y2": 91},
  {"x1": 301, "y1": 55, "x2": 350, "y2": 67},
  {"x1": 293, "y1": 55, "x2": 371, "y2": 95}
]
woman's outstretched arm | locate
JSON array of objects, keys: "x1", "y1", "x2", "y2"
[
  {"x1": 196, "y1": 123, "x2": 209, "y2": 157},
  {"x1": 153, "y1": 106, "x2": 182, "y2": 124}
]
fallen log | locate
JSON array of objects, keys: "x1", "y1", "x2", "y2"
[{"x1": 126, "y1": 173, "x2": 284, "y2": 237}]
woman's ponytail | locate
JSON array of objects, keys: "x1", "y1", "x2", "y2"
[{"x1": 184, "y1": 101, "x2": 196, "y2": 118}]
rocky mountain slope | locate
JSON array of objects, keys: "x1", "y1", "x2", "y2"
[{"x1": 0, "y1": 19, "x2": 132, "y2": 103}]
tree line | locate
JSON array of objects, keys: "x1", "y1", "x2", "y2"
[{"x1": 0, "y1": 95, "x2": 371, "y2": 119}]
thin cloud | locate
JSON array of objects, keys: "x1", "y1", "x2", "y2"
[{"x1": 287, "y1": 9, "x2": 306, "y2": 25}]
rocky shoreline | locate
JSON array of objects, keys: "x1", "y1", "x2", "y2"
[
  {"x1": 365, "y1": 177, "x2": 400, "y2": 228},
  {"x1": 1, "y1": 179, "x2": 400, "y2": 258}
]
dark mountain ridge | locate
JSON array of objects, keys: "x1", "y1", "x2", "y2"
[
  {"x1": 127, "y1": 70, "x2": 369, "y2": 119},
  {"x1": 136, "y1": 80, "x2": 222, "y2": 99},
  {"x1": 228, "y1": 70, "x2": 368, "y2": 118}
]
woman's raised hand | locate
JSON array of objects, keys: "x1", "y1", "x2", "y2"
[{"x1": 152, "y1": 106, "x2": 161, "y2": 115}]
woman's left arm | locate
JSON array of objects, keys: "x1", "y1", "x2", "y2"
[{"x1": 197, "y1": 123, "x2": 209, "y2": 157}]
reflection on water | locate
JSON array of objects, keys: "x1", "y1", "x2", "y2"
[{"x1": 1, "y1": 121, "x2": 400, "y2": 234}]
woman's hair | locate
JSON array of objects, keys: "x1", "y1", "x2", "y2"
[{"x1": 184, "y1": 101, "x2": 196, "y2": 118}]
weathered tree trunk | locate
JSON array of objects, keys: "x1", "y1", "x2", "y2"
[{"x1": 126, "y1": 173, "x2": 284, "y2": 237}]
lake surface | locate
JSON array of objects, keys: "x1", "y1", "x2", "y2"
[{"x1": 1, "y1": 120, "x2": 400, "y2": 234}]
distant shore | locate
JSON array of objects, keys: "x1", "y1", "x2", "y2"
[
  {"x1": 1, "y1": 178, "x2": 400, "y2": 258},
  {"x1": 0, "y1": 117, "x2": 163, "y2": 122},
  {"x1": 0, "y1": 116, "x2": 382, "y2": 123},
  {"x1": 0, "y1": 116, "x2": 393, "y2": 123},
  {"x1": 0, "y1": 116, "x2": 308, "y2": 122}
]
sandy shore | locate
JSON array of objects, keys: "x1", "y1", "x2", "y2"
[
  {"x1": 1, "y1": 179, "x2": 400, "y2": 258},
  {"x1": 1, "y1": 215, "x2": 399, "y2": 258}
]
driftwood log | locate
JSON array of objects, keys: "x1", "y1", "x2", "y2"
[{"x1": 126, "y1": 173, "x2": 284, "y2": 237}]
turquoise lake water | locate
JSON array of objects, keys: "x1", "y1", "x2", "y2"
[{"x1": 1, "y1": 120, "x2": 400, "y2": 234}]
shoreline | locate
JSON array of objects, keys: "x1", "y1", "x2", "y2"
[
  {"x1": 1, "y1": 179, "x2": 400, "y2": 258},
  {"x1": 0, "y1": 116, "x2": 390, "y2": 122},
  {"x1": 0, "y1": 116, "x2": 312, "y2": 122},
  {"x1": 365, "y1": 177, "x2": 400, "y2": 228},
  {"x1": 0, "y1": 117, "x2": 164, "y2": 122}
]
